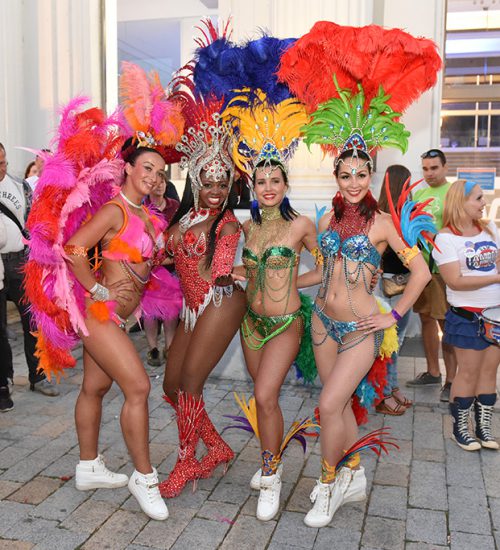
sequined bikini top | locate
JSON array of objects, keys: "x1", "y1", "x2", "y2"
[
  {"x1": 318, "y1": 230, "x2": 380, "y2": 268},
  {"x1": 242, "y1": 245, "x2": 298, "y2": 272}
]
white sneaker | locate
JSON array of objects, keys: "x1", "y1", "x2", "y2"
[
  {"x1": 343, "y1": 466, "x2": 367, "y2": 503},
  {"x1": 256, "y1": 472, "x2": 281, "y2": 521},
  {"x1": 75, "y1": 455, "x2": 129, "y2": 490},
  {"x1": 304, "y1": 467, "x2": 353, "y2": 528},
  {"x1": 128, "y1": 468, "x2": 169, "y2": 521},
  {"x1": 250, "y1": 462, "x2": 284, "y2": 490}
]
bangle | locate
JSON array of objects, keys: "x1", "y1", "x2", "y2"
[
  {"x1": 391, "y1": 309, "x2": 402, "y2": 322},
  {"x1": 63, "y1": 244, "x2": 88, "y2": 257},
  {"x1": 89, "y1": 282, "x2": 110, "y2": 302}
]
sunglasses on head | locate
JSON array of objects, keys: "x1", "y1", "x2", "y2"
[{"x1": 421, "y1": 149, "x2": 444, "y2": 160}]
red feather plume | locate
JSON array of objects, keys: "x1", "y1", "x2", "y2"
[{"x1": 278, "y1": 21, "x2": 442, "y2": 113}]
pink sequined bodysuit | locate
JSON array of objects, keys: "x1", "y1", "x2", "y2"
[{"x1": 168, "y1": 209, "x2": 241, "y2": 331}]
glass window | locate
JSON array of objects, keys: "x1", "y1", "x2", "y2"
[
  {"x1": 490, "y1": 116, "x2": 500, "y2": 147},
  {"x1": 441, "y1": 116, "x2": 476, "y2": 148},
  {"x1": 477, "y1": 115, "x2": 488, "y2": 146},
  {"x1": 442, "y1": 102, "x2": 476, "y2": 111}
]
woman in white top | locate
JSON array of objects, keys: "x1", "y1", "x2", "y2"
[{"x1": 433, "y1": 180, "x2": 500, "y2": 451}]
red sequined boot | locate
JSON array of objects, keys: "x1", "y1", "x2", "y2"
[
  {"x1": 159, "y1": 392, "x2": 205, "y2": 498},
  {"x1": 198, "y1": 408, "x2": 234, "y2": 478}
]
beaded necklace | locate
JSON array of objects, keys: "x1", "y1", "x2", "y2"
[{"x1": 245, "y1": 205, "x2": 297, "y2": 315}]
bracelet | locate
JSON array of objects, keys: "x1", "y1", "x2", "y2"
[
  {"x1": 391, "y1": 309, "x2": 402, "y2": 322},
  {"x1": 63, "y1": 244, "x2": 88, "y2": 257},
  {"x1": 89, "y1": 282, "x2": 110, "y2": 302}
]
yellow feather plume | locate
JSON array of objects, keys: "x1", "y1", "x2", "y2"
[
  {"x1": 376, "y1": 298, "x2": 399, "y2": 359},
  {"x1": 234, "y1": 392, "x2": 260, "y2": 439},
  {"x1": 222, "y1": 89, "x2": 309, "y2": 175}
]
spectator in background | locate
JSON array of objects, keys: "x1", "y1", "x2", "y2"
[
  {"x1": 26, "y1": 149, "x2": 50, "y2": 191},
  {"x1": 433, "y1": 180, "x2": 500, "y2": 451},
  {"x1": 406, "y1": 149, "x2": 457, "y2": 402},
  {"x1": 376, "y1": 165, "x2": 413, "y2": 415},
  {"x1": 0, "y1": 215, "x2": 11, "y2": 411},
  {"x1": 24, "y1": 161, "x2": 37, "y2": 179},
  {"x1": 144, "y1": 174, "x2": 181, "y2": 366},
  {"x1": 0, "y1": 142, "x2": 59, "y2": 399}
]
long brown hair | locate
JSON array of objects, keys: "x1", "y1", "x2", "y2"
[
  {"x1": 378, "y1": 165, "x2": 411, "y2": 214},
  {"x1": 442, "y1": 179, "x2": 492, "y2": 236}
]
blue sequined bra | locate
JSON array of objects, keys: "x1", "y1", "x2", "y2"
[
  {"x1": 317, "y1": 230, "x2": 381, "y2": 313},
  {"x1": 318, "y1": 230, "x2": 381, "y2": 267}
]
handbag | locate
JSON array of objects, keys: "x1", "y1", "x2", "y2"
[{"x1": 382, "y1": 273, "x2": 410, "y2": 298}]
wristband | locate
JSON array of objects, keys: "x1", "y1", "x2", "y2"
[
  {"x1": 391, "y1": 309, "x2": 402, "y2": 322},
  {"x1": 89, "y1": 282, "x2": 110, "y2": 302}
]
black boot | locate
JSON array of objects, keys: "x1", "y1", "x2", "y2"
[
  {"x1": 449, "y1": 397, "x2": 481, "y2": 451},
  {"x1": 475, "y1": 394, "x2": 499, "y2": 450}
]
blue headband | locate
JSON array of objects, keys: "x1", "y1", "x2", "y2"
[{"x1": 464, "y1": 181, "x2": 476, "y2": 196}]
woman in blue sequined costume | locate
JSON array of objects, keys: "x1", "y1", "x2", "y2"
[{"x1": 298, "y1": 148, "x2": 431, "y2": 526}]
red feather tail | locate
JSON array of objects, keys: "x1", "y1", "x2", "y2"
[{"x1": 336, "y1": 428, "x2": 399, "y2": 470}]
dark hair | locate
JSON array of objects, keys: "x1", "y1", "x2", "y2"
[
  {"x1": 24, "y1": 161, "x2": 36, "y2": 179},
  {"x1": 0, "y1": 143, "x2": 5, "y2": 154},
  {"x1": 169, "y1": 174, "x2": 237, "y2": 270},
  {"x1": 332, "y1": 150, "x2": 378, "y2": 222},
  {"x1": 251, "y1": 159, "x2": 298, "y2": 224},
  {"x1": 121, "y1": 137, "x2": 163, "y2": 165},
  {"x1": 420, "y1": 148, "x2": 446, "y2": 165},
  {"x1": 378, "y1": 165, "x2": 411, "y2": 213},
  {"x1": 334, "y1": 149, "x2": 373, "y2": 177}
]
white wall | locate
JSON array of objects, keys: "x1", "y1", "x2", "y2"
[{"x1": 0, "y1": 0, "x2": 102, "y2": 177}]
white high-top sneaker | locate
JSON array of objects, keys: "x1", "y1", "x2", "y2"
[
  {"x1": 128, "y1": 468, "x2": 169, "y2": 521},
  {"x1": 256, "y1": 472, "x2": 282, "y2": 521},
  {"x1": 75, "y1": 455, "x2": 129, "y2": 490},
  {"x1": 250, "y1": 462, "x2": 284, "y2": 490},
  {"x1": 304, "y1": 467, "x2": 353, "y2": 528},
  {"x1": 343, "y1": 466, "x2": 367, "y2": 503}
]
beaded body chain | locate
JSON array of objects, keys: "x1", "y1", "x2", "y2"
[{"x1": 244, "y1": 206, "x2": 298, "y2": 316}]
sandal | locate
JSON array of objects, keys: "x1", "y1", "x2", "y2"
[
  {"x1": 375, "y1": 397, "x2": 406, "y2": 416},
  {"x1": 392, "y1": 388, "x2": 413, "y2": 408}
]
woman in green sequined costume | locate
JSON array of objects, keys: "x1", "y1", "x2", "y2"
[{"x1": 239, "y1": 159, "x2": 317, "y2": 520}]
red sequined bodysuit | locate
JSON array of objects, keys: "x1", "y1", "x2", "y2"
[{"x1": 167, "y1": 208, "x2": 241, "y2": 331}]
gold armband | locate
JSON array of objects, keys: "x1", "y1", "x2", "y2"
[
  {"x1": 396, "y1": 245, "x2": 420, "y2": 268},
  {"x1": 311, "y1": 247, "x2": 324, "y2": 266},
  {"x1": 63, "y1": 244, "x2": 88, "y2": 257}
]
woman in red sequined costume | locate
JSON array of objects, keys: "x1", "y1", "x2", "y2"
[{"x1": 159, "y1": 117, "x2": 246, "y2": 498}]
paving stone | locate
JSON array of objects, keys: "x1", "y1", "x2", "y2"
[
  {"x1": 450, "y1": 532, "x2": 495, "y2": 550},
  {"x1": 0, "y1": 501, "x2": 35, "y2": 537},
  {"x1": 0, "y1": 479, "x2": 22, "y2": 499},
  {"x1": 361, "y1": 516, "x2": 405, "y2": 550},
  {"x1": 209, "y1": 481, "x2": 250, "y2": 505},
  {"x1": 374, "y1": 462, "x2": 409, "y2": 487},
  {"x1": 378, "y1": 439, "x2": 412, "y2": 466},
  {"x1": 0, "y1": 541, "x2": 34, "y2": 550},
  {"x1": 32, "y1": 528, "x2": 88, "y2": 550},
  {"x1": 196, "y1": 500, "x2": 239, "y2": 522},
  {"x1": 0, "y1": 445, "x2": 35, "y2": 469},
  {"x1": 409, "y1": 460, "x2": 447, "y2": 511},
  {"x1": 30, "y1": 485, "x2": 89, "y2": 521},
  {"x1": 448, "y1": 485, "x2": 490, "y2": 535},
  {"x1": 82, "y1": 510, "x2": 148, "y2": 549},
  {"x1": 313, "y1": 527, "x2": 361, "y2": 549},
  {"x1": 219, "y1": 515, "x2": 275, "y2": 549},
  {"x1": 133, "y1": 506, "x2": 197, "y2": 549},
  {"x1": 170, "y1": 517, "x2": 230, "y2": 550},
  {"x1": 367, "y1": 485, "x2": 407, "y2": 520},
  {"x1": 8, "y1": 476, "x2": 62, "y2": 505},
  {"x1": 286, "y1": 476, "x2": 315, "y2": 513},
  {"x1": 270, "y1": 511, "x2": 317, "y2": 549},
  {"x1": 2, "y1": 517, "x2": 59, "y2": 544},
  {"x1": 405, "y1": 544, "x2": 449, "y2": 550},
  {"x1": 328, "y1": 501, "x2": 366, "y2": 531},
  {"x1": 413, "y1": 411, "x2": 445, "y2": 450},
  {"x1": 489, "y1": 497, "x2": 500, "y2": 531},
  {"x1": 60, "y1": 499, "x2": 116, "y2": 534},
  {"x1": 406, "y1": 508, "x2": 448, "y2": 545},
  {"x1": 413, "y1": 447, "x2": 446, "y2": 462}
]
